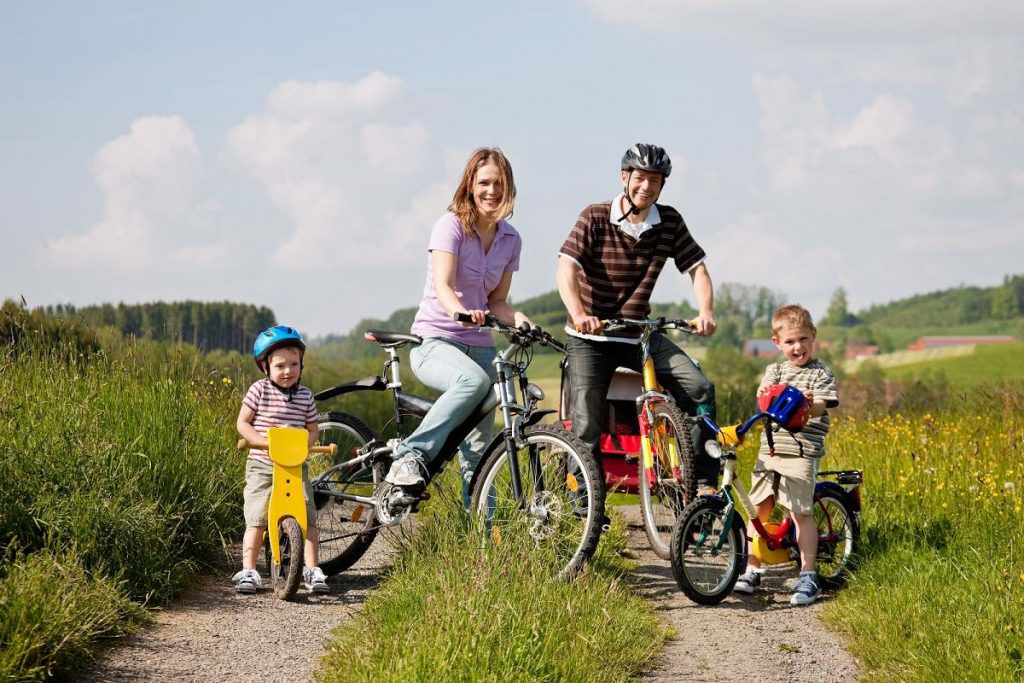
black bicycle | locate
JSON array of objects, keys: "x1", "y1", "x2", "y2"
[{"x1": 309, "y1": 314, "x2": 606, "y2": 578}]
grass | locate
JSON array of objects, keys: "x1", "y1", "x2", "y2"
[
  {"x1": 0, "y1": 337, "x2": 242, "y2": 679},
  {"x1": 316, "y1": 484, "x2": 664, "y2": 683},
  {"x1": 818, "y1": 386, "x2": 1024, "y2": 681},
  {"x1": 880, "y1": 343, "x2": 1024, "y2": 386}
]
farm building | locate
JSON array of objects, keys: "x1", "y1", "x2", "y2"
[
  {"x1": 907, "y1": 336, "x2": 1017, "y2": 350},
  {"x1": 743, "y1": 339, "x2": 778, "y2": 357}
]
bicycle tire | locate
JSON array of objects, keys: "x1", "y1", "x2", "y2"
[
  {"x1": 470, "y1": 424, "x2": 605, "y2": 579},
  {"x1": 314, "y1": 411, "x2": 383, "y2": 576},
  {"x1": 639, "y1": 401, "x2": 697, "y2": 560},
  {"x1": 272, "y1": 516, "x2": 304, "y2": 600},
  {"x1": 814, "y1": 491, "x2": 859, "y2": 589},
  {"x1": 670, "y1": 496, "x2": 745, "y2": 605}
]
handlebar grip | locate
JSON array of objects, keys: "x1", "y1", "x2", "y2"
[
  {"x1": 237, "y1": 438, "x2": 252, "y2": 451},
  {"x1": 453, "y1": 312, "x2": 474, "y2": 323},
  {"x1": 311, "y1": 444, "x2": 338, "y2": 456}
]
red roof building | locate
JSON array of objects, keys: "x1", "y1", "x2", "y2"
[{"x1": 907, "y1": 336, "x2": 1017, "y2": 351}]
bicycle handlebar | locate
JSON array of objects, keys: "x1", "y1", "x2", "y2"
[
  {"x1": 236, "y1": 438, "x2": 338, "y2": 457},
  {"x1": 598, "y1": 317, "x2": 698, "y2": 334},
  {"x1": 452, "y1": 312, "x2": 566, "y2": 353}
]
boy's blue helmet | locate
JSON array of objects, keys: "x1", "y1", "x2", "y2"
[{"x1": 253, "y1": 325, "x2": 306, "y2": 372}]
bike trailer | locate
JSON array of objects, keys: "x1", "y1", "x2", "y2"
[{"x1": 560, "y1": 365, "x2": 644, "y2": 493}]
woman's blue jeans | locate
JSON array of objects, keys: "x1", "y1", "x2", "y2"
[{"x1": 393, "y1": 337, "x2": 497, "y2": 507}]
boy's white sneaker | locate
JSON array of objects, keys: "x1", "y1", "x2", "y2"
[
  {"x1": 790, "y1": 572, "x2": 821, "y2": 606},
  {"x1": 303, "y1": 566, "x2": 330, "y2": 594},
  {"x1": 232, "y1": 569, "x2": 261, "y2": 594},
  {"x1": 733, "y1": 570, "x2": 762, "y2": 595}
]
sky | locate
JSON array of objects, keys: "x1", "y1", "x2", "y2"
[{"x1": 2, "y1": 1, "x2": 1022, "y2": 337}]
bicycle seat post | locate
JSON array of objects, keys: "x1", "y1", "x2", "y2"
[{"x1": 384, "y1": 346, "x2": 402, "y2": 390}]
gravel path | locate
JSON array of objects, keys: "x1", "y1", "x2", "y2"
[
  {"x1": 619, "y1": 506, "x2": 860, "y2": 683},
  {"x1": 88, "y1": 508, "x2": 858, "y2": 683},
  {"x1": 88, "y1": 536, "x2": 395, "y2": 683}
]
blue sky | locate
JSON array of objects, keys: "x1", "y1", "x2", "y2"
[{"x1": 2, "y1": 2, "x2": 1022, "y2": 336}]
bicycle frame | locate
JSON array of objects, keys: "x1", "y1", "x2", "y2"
[
  {"x1": 700, "y1": 412, "x2": 863, "y2": 563},
  {"x1": 313, "y1": 318, "x2": 563, "y2": 518}
]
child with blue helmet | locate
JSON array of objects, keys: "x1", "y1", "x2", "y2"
[{"x1": 233, "y1": 325, "x2": 329, "y2": 594}]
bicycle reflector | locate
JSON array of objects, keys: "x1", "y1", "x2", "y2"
[{"x1": 757, "y1": 384, "x2": 811, "y2": 430}]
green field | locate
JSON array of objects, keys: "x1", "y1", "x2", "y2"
[{"x1": 879, "y1": 343, "x2": 1024, "y2": 386}]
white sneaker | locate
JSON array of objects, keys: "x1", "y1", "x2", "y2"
[
  {"x1": 386, "y1": 453, "x2": 427, "y2": 488},
  {"x1": 303, "y1": 566, "x2": 329, "y2": 594},
  {"x1": 232, "y1": 568, "x2": 261, "y2": 594}
]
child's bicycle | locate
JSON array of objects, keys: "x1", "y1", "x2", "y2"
[
  {"x1": 309, "y1": 314, "x2": 607, "y2": 578},
  {"x1": 562, "y1": 317, "x2": 701, "y2": 560},
  {"x1": 237, "y1": 427, "x2": 336, "y2": 600},
  {"x1": 669, "y1": 385, "x2": 862, "y2": 605}
]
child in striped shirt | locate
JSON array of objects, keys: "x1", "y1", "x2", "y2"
[{"x1": 232, "y1": 325, "x2": 329, "y2": 595}]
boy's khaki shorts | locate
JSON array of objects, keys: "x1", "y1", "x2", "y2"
[
  {"x1": 243, "y1": 458, "x2": 317, "y2": 528},
  {"x1": 749, "y1": 452, "x2": 819, "y2": 516}
]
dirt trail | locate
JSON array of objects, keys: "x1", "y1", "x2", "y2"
[
  {"x1": 619, "y1": 506, "x2": 859, "y2": 683},
  {"x1": 88, "y1": 539, "x2": 393, "y2": 683},
  {"x1": 90, "y1": 510, "x2": 858, "y2": 683}
]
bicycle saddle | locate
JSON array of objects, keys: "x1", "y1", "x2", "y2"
[{"x1": 364, "y1": 330, "x2": 423, "y2": 347}]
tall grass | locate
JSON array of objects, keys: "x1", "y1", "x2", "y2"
[
  {"x1": 821, "y1": 384, "x2": 1024, "y2": 681},
  {"x1": 317, "y1": 483, "x2": 664, "y2": 682},
  {"x1": 0, "y1": 336, "x2": 241, "y2": 679}
]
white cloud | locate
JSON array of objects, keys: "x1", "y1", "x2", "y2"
[
  {"x1": 583, "y1": 1, "x2": 1024, "y2": 39},
  {"x1": 43, "y1": 116, "x2": 223, "y2": 271},
  {"x1": 227, "y1": 71, "x2": 453, "y2": 272}
]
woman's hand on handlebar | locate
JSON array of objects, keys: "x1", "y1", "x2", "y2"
[
  {"x1": 457, "y1": 309, "x2": 489, "y2": 327},
  {"x1": 513, "y1": 311, "x2": 534, "y2": 331}
]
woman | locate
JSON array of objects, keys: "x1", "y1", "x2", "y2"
[{"x1": 386, "y1": 147, "x2": 531, "y2": 507}]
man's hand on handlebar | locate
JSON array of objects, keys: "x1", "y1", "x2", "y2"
[
  {"x1": 571, "y1": 313, "x2": 603, "y2": 335},
  {"x1": 693, "y1": 312, "x2": 717, "y2": 336}
]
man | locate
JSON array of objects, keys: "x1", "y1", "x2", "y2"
[{"x1": 556, "y1": 143, "x2": 719, "y2": 491}]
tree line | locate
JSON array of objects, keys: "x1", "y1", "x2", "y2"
[{"x1": 44, "y1": 301, "x2": 276, "y2": 353}]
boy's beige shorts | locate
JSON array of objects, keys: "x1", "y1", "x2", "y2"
[
  {"x1": 243, "y1": 458, "x2": 317, "y2": 528},
  {"x1": 749, "y1": 452, "x2": 819, "y2": 516}
]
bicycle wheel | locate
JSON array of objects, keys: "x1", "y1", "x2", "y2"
[
  {"x1": 814, "y1": 491, "x2": 858, "y2": 588},
  {"x1": 670, "y1": 497, "x2": 745, "y2": 605},
  {"x1": 314, "y1": 411, "x2": 383, "y2": 576},
  {"x1": 271, "y1": 516, "x2": 304, "y2": 600},
  {"x1": 470, "y1": 424, "x2": 605, "y2": 579},
  {"x1": 639, "y1": 401, "x2": 697, "y2": 560}
]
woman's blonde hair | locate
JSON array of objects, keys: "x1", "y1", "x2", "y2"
[{"x1": 448, "y1": 147, "x2": 516, "y2": 237}]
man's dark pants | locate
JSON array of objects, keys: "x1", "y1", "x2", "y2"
[{"x1": 565, "y1": 334, "x2": 720, "y2": 487}]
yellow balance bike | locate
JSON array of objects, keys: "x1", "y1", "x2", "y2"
[{"x1": 238, "y1": 427, "x2": 336, "y2": 600}]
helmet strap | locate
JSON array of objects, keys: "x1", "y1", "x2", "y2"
[{"x1": 622, "y1": 172, "x2": 641, "y2": 216}]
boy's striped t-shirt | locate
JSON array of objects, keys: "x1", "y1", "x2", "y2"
[
  {"x1": 242, "y1": 378, "x2": 318, "y2": 464},
  {"x1": 757, "y1": 359, "x2": 839, "y2": 459}
]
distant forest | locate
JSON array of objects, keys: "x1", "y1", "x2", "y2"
[{"x1": 45, "y1": 301, "x2": 275, "y2": 353}]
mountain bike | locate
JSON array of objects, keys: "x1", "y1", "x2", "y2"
[
  {"x1": 669, "y1": 387, "x2": 862, "y2": 605},
  {"x1": 310, "y1": 314, "x2": 606, "y2": 578},
  {"x1": 236, "y1": 427, "x2": 337, "y2": 600},
  {"x1": 563, "y1": 317, "x2": 700, "y2": 560}
]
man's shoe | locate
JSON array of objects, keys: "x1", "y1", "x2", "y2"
[
  {"x1": 790, "y1": 572, "x2": 821, "y2": 606},
  {"x1": 385, "y1": 453, "x2": 427, "y2": 488},
  {"x1": 232, "y1": 569, "x2": 261, "y2": 594},
  {"x1": 303, "y1": 566, "x2": 330, "y2": 594},
  {"x1": 733, "y1": 570, "x2": 762, "y2": 595}
]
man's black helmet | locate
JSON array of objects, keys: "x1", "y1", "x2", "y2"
[{"x1": 621, "y1": 143, "x2": 672, "y2": 178}]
